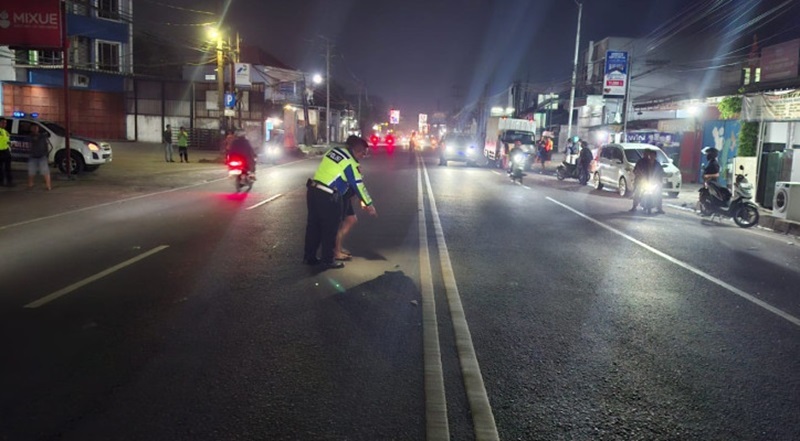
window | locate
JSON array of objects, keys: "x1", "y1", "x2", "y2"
[
  {"x1": 71, "y1": 36, "x2": 91, "y2": 69},
  {"x1": 72, "y1": 0, "x2": 90, "y2": 15},
  {"x1": 754, "y1": 67, "x2": 761, "y2": 83},
  {"x1": 97, "y1": 0, "x2": 121, "y2": 20},
  {"x1": 16, "y1": 50, "x2": 62, "y2": 66},
  {"x1": 742, "y1": 68, "x2": 751, "y2": 86},
  {"x1": 96, "y1": 41, "x2": 121, "y2": 72}
]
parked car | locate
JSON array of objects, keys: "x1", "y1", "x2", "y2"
[
  {"x1": 439, "y1": 133, "x2": 481, "y2": 166},
  {"x1": 2, "y1": 114, "x2": 113, "y2": 174},
  {"x1": 593, "y1": 142, "x2": 682, "y2": 197}
]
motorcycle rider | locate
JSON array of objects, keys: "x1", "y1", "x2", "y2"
[
  {"x1": 507, "y1": 140, "x2": 525, "y2": 175},
  {"x1": 228, "y1": 128, "x2": 257, "y2": 177},
  {"x1": 702, "y1": 147, "x2": 720, "y2": 183},
  {"x1": 630, "y1": 149, "x2": 664, "y2": 213},
  {"x1": 565, "y1": 135, "x2": 580, "y2": 165},
  {"x1": 577, "y1": 140, "x2": 593, "y2": 185}
]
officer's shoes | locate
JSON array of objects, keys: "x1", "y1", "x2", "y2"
[{"x1": 322, "y1": 261, "x2": 345, "y2": 270}]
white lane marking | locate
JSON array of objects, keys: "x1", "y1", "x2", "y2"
[
  {"x1": 416, "y1": 156, "x2": 450, "y2": 440},
  {"x1": 547, "y1": 197, "x2": 800, "y2": 328},
  {"x1": 245, "y1": 193, "x2": 283, "y2": 210},
  {"x1": 423, "y1": 162, "x2": 500, "y2": 440},
  {"x1": 523, "y1": 185, "x2": 532, "y2": 190},
  {"x1": 24, "y1": 245, "x2": 170, "y2": 309},
  {"x1": 0, "y1": 178, "x2": 228, "y2": 231},
  {"x1": 492, "y1": 171, "x2": 502, "y2": 176}
]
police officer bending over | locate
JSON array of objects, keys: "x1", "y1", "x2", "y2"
[{"x1": 304, "y1": 135, "x2": 377, "y2": 269}]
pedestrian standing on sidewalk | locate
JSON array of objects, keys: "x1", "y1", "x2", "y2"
[
  {"x1": 177, "y1": 126, "x2": 189, "y2": 162},
  {"x1": 27, "y1": 124, "x2": 51, "y2": 190},
  {"x1": 0, "y1": 119, "x2": 13, "y2": 187},
  {"x1": 163, "y1": 124, "x2": 175, "y2": 162}
]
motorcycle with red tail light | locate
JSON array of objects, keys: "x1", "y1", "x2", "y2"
[{"x1": 226, "y1": 155, "x2": 256, "y2": 192}]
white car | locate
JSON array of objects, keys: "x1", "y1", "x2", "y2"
[
  {"x1": 593, "y1": 142, "x2": 682, "y2": 198},
  {"x1": 3, "y1": 115, "x2": 112, "y2": 174}
]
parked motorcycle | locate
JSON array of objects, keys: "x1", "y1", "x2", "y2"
[
  {"x1": 227, "y1": 154, "x2": 256, "y2": 192},
  {"x1": 556, "y1": 161, "x2": 580, "y2": 181},
  {"x1": 697, "y1": 165, "x2": 759, "y2": 228}
]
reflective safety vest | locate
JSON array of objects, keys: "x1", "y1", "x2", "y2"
[
  {"x1": 177, "y1": 131, "x2": 189, "y2": 147},
  {"x1": 312, "y1": 147, "x2": 373, "y2": 206},
  {"x1": 0, "y1": 128, "x2": 10, "y2": 151}
]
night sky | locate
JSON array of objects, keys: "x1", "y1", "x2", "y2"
[{"x1": 138, "y1": 0, "x2": 799, "y2": 124}]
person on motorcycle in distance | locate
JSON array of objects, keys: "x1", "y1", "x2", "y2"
[
  {"x1": 507, "y1": 140, "x2": 525, "y2": 174},
  {"x1": 629, "y1": 148, "x2": 664, "y2": 214},
  {"x1": 228, "y1": 128, "x2": 257, "y2": 177},
  {"x1": 702, "y1": 147, "x2": 721, "y2": 183},
  {"x1": 577, "y1": 140, "x2": 593, "y2": 185}
]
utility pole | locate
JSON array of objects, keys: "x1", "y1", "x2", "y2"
[
  {"x1": 325, "y1": 40, "x2": 331, "y2": 147},
  {"x1": 567, "y1": 0, "x2": 582, "y2": 141},
  {"x1": 216, "y1": 35, "x2": 224, "y2": 134},
  {"x1": 622, "y1": 54, "x2": 633, "y2": 138}
]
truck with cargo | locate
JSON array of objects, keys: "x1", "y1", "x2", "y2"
[{"x1": 483, "y1": 117, "x2": 537, "y2": 168}]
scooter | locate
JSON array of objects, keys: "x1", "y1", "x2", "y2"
[
  {"x1": 697, "y1": 165, "x2": 759, "y2": 228},
  {"x1": 508, "y1": 151, "x2": 528, "y2": 184},
  {"x1": 227, "y1": 154, "x2": 256, "y2": 192},
  {"x1": 639, "y1": 179, "x2": 661, "y2": 215},
  {"x1": 556, "y1": 161, "x2": 579, "y2": 181}
]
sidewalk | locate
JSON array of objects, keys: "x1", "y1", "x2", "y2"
[{"x1": 546, "y1": 152, "x2": 800, "y2": 237}]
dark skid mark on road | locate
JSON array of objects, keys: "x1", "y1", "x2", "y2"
[{"x1": 307, "y1": 270, "x2": 425, "y2": 440}]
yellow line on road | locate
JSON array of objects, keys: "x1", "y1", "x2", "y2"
[
  {"x1": 423, "y1": 162, "x2": 500, "y2": 440},
  {"x1": 416, "y1": 155, "x2": 450, "y2": 440}
]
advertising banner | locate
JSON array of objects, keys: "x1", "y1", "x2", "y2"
[
  {"x1": 742, "y1": 91, "x2": 800, "y2": 122},
  {"x1": 0, "y1": 0, "x2": 62, "y2": 49},
  {"x1": 603, "y1": 51, "x2": 628, "y2": 98}
]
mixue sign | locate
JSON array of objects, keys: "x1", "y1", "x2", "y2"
[{"x1": 0, "y1": 0, "x2": 62, "y2": 49}]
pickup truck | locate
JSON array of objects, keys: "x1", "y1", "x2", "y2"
[{"x1": 2, "y1": 115, "x2": 113, "y2": 174}]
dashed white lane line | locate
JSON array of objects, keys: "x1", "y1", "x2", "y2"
[
  {"x1": 0, "y1": 179, "x2": 229, "y2": 231},
  {"x1": 245, "y1": 193, "x2": 283, "y2": 210},
  {"x1": 547, "y1": 197, "x2": 800, "y2": 328},
  {"x1": 24, "y1": 245, "x2": 170, "y2": 309}
]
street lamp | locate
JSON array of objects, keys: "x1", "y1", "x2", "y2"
[
  {"x1": 567, "y1": 0, "x2": 583, "y2": 142},
  {"x1": 312, "y1": 73, "x2": 323, "y2": 85}
]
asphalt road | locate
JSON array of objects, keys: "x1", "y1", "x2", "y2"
[{"x1": 1, "y1": 145, "x2": 799, "y2": 440}]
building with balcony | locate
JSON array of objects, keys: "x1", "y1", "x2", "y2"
[{"x1": 0, "y1": 0, "x2": 133, "y2": 140}]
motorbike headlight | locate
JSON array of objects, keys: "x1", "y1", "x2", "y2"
[
  {"x1": 446, "y1": 146, "x2": 454, "y2": 153},
  {"x1": 513, "y1": 153, "x2": 524, "y2": 163},
  {"x1": 467, "y1": 147, "x2": 475, "y2": 155}
]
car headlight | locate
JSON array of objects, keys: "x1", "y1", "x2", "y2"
[
  {"x1": 467, "y1": 147, "x2": 475, "y2": 155},
  {"x1": 87, "y1": 143, "x2": 100, "y2": 151},
  {"x1": 446, "y1": 146, "x2": 454, "y2": 153}
]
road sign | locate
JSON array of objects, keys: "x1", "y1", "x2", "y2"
[
  {"x1": 224, "y1": 92, "x2": 236, "y2": 109},
  {"x1": 603, "y1": 51, "x2": 628, "y2": 98}
]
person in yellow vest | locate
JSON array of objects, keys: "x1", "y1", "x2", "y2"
[
  {"x1": 177, "y1": 126, "x2": 189, "y2": 162},
  {"x1": 304, "y1": 135, "x2": 377, "y2": 269},
  {"x1": 0, "y1": 119, "x2": 13, "y2": 187}
]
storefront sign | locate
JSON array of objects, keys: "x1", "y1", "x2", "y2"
[
  {"x1": 0, "y1": 0, "x2": 62, "y2": 49},
  {"x1": 235, "y1": 63, "x2": 251, "y2": 86},
  {"x1": 742, "y1": 91, "x2": 800, "y2": 122},
  {"x1": 603, "y1": 51, "x2": 628, "y2": 98}
]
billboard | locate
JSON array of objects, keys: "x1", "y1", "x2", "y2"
[
  {"x1": 389, "y1": 109, "x2": 400, "y2": 124},
  {"x1": 760, "y1": 39, "x2": 800, "y2": 83},
  {"x1": 603, "y1": 51, "x2": 628, "y2": 98},
  {"x1": 0, "y1": 0, "x2": 62, "y2": 49}
]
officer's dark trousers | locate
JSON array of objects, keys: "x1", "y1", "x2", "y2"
[
  {"x1": 304, "y1": 187, "x2": 343, "y2": 263},
  {"x1": 0, "y1": 150, "x2": 12, "y2": 185}
]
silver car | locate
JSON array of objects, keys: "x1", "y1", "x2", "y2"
[{"x1": 593, "y1": 142, "x2": 682, "y2": 198}]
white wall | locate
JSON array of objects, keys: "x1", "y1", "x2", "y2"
[{"x1": 126, "y1": 115, "x2": 191, "y2": 142}]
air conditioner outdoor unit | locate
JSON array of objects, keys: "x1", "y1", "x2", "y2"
[
  {"x1": 773, "y1": 182, "x2": 800, "y2": 222},
  {"x1": 72, "y1": 74, "x2": 90, "y2": 87}
]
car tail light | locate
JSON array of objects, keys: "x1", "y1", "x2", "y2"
[{"x1": 386, "y1": 135, "x2": 395, "y2": 145}]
